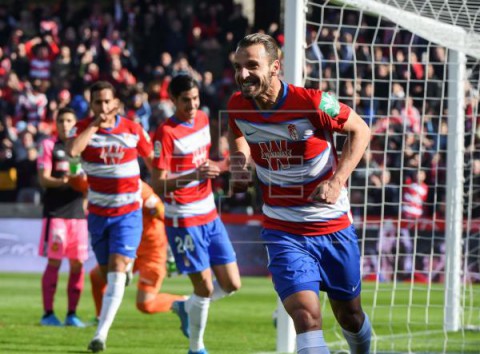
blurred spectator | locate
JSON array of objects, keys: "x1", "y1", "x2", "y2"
[
  {"x1": 51, "y1": 45, "x2": 73, "y2": 91},
  {"x1": 0, "y1": 145, "x2": 17, "y2": 202},
  {"x1": 125, "y1": 86, "x2": 151, "y2": 132},
  {"x1": 25, "y1": 34, "x2": 59, "y2": 80},
  {"x1": 15, "y1": 79, "x2": 48, "y2": 127},
  {"x1": 15, "y1": 146, "x2": 41, "y2": 204}
]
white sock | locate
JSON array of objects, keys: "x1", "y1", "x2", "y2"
[
  {"x1": 211, "y1": 280, "x2": 232, "y2": 301},
  {"x1": 342, "y1": 313, "x2": 372, "y2": 354},
  {"x1": 185, "y1": 294, "x2": 210, "y2": 352},
  {"x1": 94, "y1": 272, "x2": 126, "y2": 340},
  {"x1": 296, "y1": 330, "x2": 330, "y2": 354}
]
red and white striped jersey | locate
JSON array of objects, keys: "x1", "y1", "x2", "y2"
[
  {"x1": 71, "y1": 115, "x2": 153, "y2": 217},
  {"x1": 152, "y1": 110, "x2": 217, "y2": 227},
  {"x1": 402, "y1": 180, "x2": 428, "y2": 219},
  {"x1": 228, "y1": 82, "x2": 353, "y2": 236}
]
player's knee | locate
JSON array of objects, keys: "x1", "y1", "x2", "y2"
[
  {"x1": 223, "y1": 278, "x2": 241, "y2": 293},
  {"x1": 336, "y1": 309, "x2": 365, "y2": 333},
  {"x1": 291, "y1": 308, "x2": 320, "y2": 332}
]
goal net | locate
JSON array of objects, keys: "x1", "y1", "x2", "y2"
[{"x1": 281, "y1": 0, "x2": 480, "y2": 352}]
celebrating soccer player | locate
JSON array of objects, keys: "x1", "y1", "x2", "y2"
[
  {"x1": 228, "y1": 33, "x2": 372, "y2": 354},
  {"x1": 67, "y1": 81, "x2": 153, "y2": 353},
  {"x1": 151, "y1": 74, "x2": 241, "y2": 354},
  {"x1": 37, "y1": 107, "x2": 88, "y2": 328}
]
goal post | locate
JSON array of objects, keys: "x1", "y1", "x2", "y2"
[
  {"x1": 281, "y1": 0, "x2": 480, "y2": 352},
  {"x1": 275, "y1": 1, "x2": 306, "y2": 352}
]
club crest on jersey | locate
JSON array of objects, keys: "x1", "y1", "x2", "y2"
[
  {"x1": 287, "y1": 124, "x2": 299, "y2": 141},
  {"x1": 259, "y1": 140, "x2": 292, "y2": 170},
  {"x1": 100, "y1": 144, "x2": 125, "y2": 165},
  {"x1": 319, "y1": 92, "x2": 340, "y2": 118}
]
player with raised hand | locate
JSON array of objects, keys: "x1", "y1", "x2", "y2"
[
  {"x1": 37, "y1": 107, "x2": 88, "y2": 327},
  {"x1": 228, "y1": 33, "x2": 372, "y2": 354},
  {"x1": 151, "y1": 74, "x2": 241, "y2": 354},
  {"x1": 89, "y1": 180, "x2": 187, "y2": 319},
  {"x1": 67, "y1": 81, "x2": 153, "y2": 353}
]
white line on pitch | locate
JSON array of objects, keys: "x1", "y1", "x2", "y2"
[{"x1": 328, "y1": 329, "x2": 445, "y2": 347}]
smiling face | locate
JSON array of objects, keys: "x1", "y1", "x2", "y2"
[
  {"x1": 171, "y1": 87, "x2": 200, "y2": 122},
  {"x1": 233, "y1": 43, "x2": 279, "y2": 100}
]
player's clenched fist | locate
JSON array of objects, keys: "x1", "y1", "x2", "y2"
[
  {"x1": 198, "y1": 160, "x2": 221, "y2": 179},
  {"x1": 309, "y1": 178, "x2": 343, "y2": 204}
]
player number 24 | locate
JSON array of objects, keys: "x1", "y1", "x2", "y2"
[{"x1": 174, "y1": 234, "x2": 195, "y2": 254}]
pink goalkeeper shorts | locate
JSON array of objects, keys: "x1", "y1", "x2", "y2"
[{"x1": 38, "y1": 218, "x2": 89, "y2": 261}]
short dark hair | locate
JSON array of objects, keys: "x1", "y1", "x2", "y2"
[
  {"x1": 89, "y1": 81, "x2": 116, "y2": 98},
  {"x1": 237, "y1": 33, "x2": 280, "y2": 64},
  {"x1": 168, "y1": 75, "x2": 199, "y2": 98},
  {"x1": 57, "y1": 107, "x2": 76, "y2": 119}
]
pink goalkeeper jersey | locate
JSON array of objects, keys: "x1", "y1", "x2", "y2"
[
  {"x1": 71, "y1": 115, "x2": 152, "y2": 217},
  {"x1": 152, "y1": 110, "x2": 217, "y2": 227},
  {"x1": 228, "y1": 82, "x2": 353, "y2": 236}
]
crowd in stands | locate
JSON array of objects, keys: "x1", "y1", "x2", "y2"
[
  {"x1": 0, "y1": 0, "x2": 258, "y2": 207},
  {"x1": 0, "y1": 0, "x2": 478, "y2": 228},
  {"x1": 304, "y1": 8, "x2": 480, "y2": 223}
]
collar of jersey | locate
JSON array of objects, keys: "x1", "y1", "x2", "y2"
[
  {"x1": 101, "y1": 115, "x2": 121, "y2": 132},
  {"x1": 251, "y1": 80, "x2": 288, "y2": 118},
  {"x1": 171, "y1": 114, "x2": 195, "y2": 127}
]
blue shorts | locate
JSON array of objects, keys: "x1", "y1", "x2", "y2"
[
  {"x1": 262, "y1": 225, "x2": 361, "y2": 301},
  {"x1": 166, "y1": 217, "x2": 237, "y2": 274},
  {"x1": 88, "y1": 210, "x2": 143, "y2": 265}
]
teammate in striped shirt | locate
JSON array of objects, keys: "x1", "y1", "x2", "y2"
[
  {"x1": 151, "y1": 75, "x2": 241, "y2": 354},
  {"x1": 228, "y1": 33, "x2": 372, "y2": 354},
  {"x1": 67, "y1": 81, "x2": 153, "y2": 353}
]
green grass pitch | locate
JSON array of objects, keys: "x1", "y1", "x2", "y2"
[{"x1": 0, "y1": 273, "x2": 479, "y2": 353}]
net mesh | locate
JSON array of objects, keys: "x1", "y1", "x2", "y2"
[{"x1": 303, "y1": 0, "x2": 480, "y2": 352}]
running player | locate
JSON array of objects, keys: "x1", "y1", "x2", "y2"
[
  {"x1": 228, "y1": 33, "x2": 372, "y2": 354},
  {"x1": 151, "y1": 74, "x2": 241, "y2": 354},
  {"x1": 67, "y1": 81, "x2": 153, "y2": 352}
]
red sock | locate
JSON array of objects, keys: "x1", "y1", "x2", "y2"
[
  {"x1": 67, "y1": 268, "x2": 85, "y2": 313},
  {"x1": 89, "y1": 266, "x2": 106, "y2": 317},
  {"x1": 42, "y1": 264, "x2": 59, "y2": 313}
]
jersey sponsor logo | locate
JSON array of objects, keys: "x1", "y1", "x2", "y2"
[
  {"x1": 154, "y1": 140, "x2": 162, "y2": 158},
  {"x1": 100, "y1": 144, "x2": 125, "y2": 165},
  {"x1": 319, "y1": 92, "x2": 340, "y2": 118},
  {"x1": 259, "y1": 140, "x2": 292, "y2": 170},
  {"x1": 287, "y1": 124, "x2": 299, "y2": 140},
  {"x1": 54, "y1": 161, "x2": 69, "y2": 172},
  {"x1": 192, "y1": 146, "x2": 208, "y2": 167}
]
